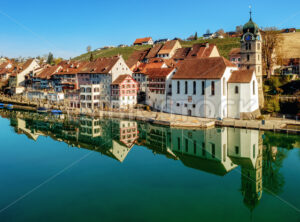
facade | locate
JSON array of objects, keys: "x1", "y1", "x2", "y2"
[
  {"x1": 169, "y1": 57, "x2": 259, "y2": 119},
  {"x1": 10, "y1": 59, "x2": 40, "y2": 94},
  {"x1": 146, "y1": 68, "x2": 176, "y2": 111},
  {"x1": 80, "y1": 84, "x2": 101, "y2": 109},
  {"x1": 111, "y1": 75, "x2": 138, "y2": 109},
  {"x1": 240, "y1": 14, "x2": 264, "y2": 107},
  {"x1": 229, "y1": 48, "x2": 241, "y2": 68}
]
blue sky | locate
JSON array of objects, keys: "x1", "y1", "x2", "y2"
[{"x1": 0, "y1": 0, "x2": 299, "y2": 59}]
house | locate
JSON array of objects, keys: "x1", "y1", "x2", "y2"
[
  {"x1": 9, "y1": 59, "x2": 40, "y2": 94},
  {"x1": 186, "y1": 43, "x2": 220, "y2": 59},
  {"x1": 118, "y1": 44, "x2": 127, "y2": 48},
  {"x1": 146, "y1": 67, "x2": 176, "y2": 111},
  {"x1": 281, "y1": 28, "x2": 296, "y2": 33},
  {"x1": 65, "y1": 90, "x2": 80, "y2": 108},
  {"x1": 227, "y1": 69, "x2": 259, "y2": 119},
  {"x1": 203, "y1": 33, "x2": 215, "y2": 39},
  {"x1": 133, "y1": 37, "x2": 153, "y2": 45},
  {"x1": 229, "y1": 48, "x2": 241, "y2": 68},
  {"x1": 78, "y1": 55, "x2": 132, "y2": 109},
  {"x1": 172, "y1": 48, "x2": 191, "y2": 61},
  {"x1": 0, "y1": 61, "x2": 13, "y2": 80},
  {"x1": 111, "y1": 74, "x2": 138, "y2": 109},
  {"x1": 157, "y1": 40, "x2": 182, "y2": 59},
  {"x1": 280, "y1": 58, "x2": 300, "y2": 75},
  {"x1": 80, "y1": 84, "x2": 101, "y2": 109},
  {"x1": 32, "y1": 65, "x2": 61, "y2": 90},
  {"x1": 170, "y1": 57, "x2": 259, "y2": 119},
  {"x1": 154, "y1": 39, "x2": 169, "y2": 44}
]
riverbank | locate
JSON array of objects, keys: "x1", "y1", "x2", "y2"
[{"x1": 0, "y1": 96, "x2": 299, "y2": 134}]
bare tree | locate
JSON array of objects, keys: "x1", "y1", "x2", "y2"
[
  {"x1": 86, "y1": 45, "x2": 92, "y2": 53},
  {"x1": 261, "y1": 27, "x2": 283, "y2": 78}
]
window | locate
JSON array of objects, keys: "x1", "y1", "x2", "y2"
[
  {"x1": 202, "y1": 81, "x2": 205, "y2": 95},
  {"x1": 235, "y1": 146, "x2": 239, "y2": 154},
  {"x1": 184, "y1": 104, "x2": 187, "y2": 107},
  {"x1": 194, "y1": 141, "x2": 197, "y2": 154},
  {"x1": 176, "y1": 103, "x2": 180, "y2": 107},
  {"x1": 212, "y1": 144, "x2": 215, "y2": 158},
  {"x1": 177, "y1": 81, "x2": 180, "y2": 94},
  {"x1": 253, "y1": 144, "x2": 256, "y2": 159},
  {"x1": 235, "y1": 86, "x2": 239, "y2": 94},
  {"x1": 223, "y1": 144, "x2": 226, "y2": 162},
  {"x1": 192, "y1": 104, "x2": 196, "y2": 108},
  {"x1": 247, "y1": 65, "x2": 250, "y2": 70},
  {"x1": 185, "y1": 139, "x2": 188, "y2": 152},
  {"x1": 257, "y1": 43, "x2": 261, "y2": 50},
  {"x1": 202, "y1": 142, "x2": 206, "y2": 156},
  {"x1": 211, "y1": 81, "x2": 215, "y2": 95},
  {"x1": 253, "y1": 80, "x2": 255, "y2": 95},
  {"x1": 185, "y1": 81, "x2": 188, "y2": 94},
  {"x1": 247, "y1": 54, "x2": 250, "y2": 61},
  {"x1": 232, "y1": 58, "x2": 236, "y2": 62},
  {"x1": 193, "y1": 81, "x2": 196, "y2": 94}
]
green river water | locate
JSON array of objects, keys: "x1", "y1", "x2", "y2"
[{"x1": 0, "y1": 110, "x2": 299, "y2": 222}]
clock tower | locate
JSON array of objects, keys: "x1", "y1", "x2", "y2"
[{"x1": 240, "y1": 9, "x2": 264, "y2": 107}]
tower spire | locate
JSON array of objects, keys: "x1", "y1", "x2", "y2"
[{"x1": 249, "y1": 5, "x2": 252, "y2": 20}]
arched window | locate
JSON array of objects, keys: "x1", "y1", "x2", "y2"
[
  {"x1": 235, "y1": 86, "x2": 239, "y2": 94},
  {"x1": 193, "y1": 81, "x2": 196, "y2": 95},
  {"x1": 253, "y1": 80, "x2": 255, "y2": 95},
  {"x1": 185, "y1": 81, "x2": 188, "y2": 94},
  {"x1": 177, "y1": 81, "x2": 180, "y2": 94}
]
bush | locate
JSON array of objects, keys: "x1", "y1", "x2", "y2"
[{"x1": 264, "y1": 96, "x2": 280, "y2": 113}]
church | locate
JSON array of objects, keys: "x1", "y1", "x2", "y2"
[{"x1": 147, "y1": 11, "x2": 262, "y2": 119}]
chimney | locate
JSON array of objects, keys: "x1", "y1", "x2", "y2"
[{"x1": 206, "y1": 42, "x2": 209, "y2": 48}]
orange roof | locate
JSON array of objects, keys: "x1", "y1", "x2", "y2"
[
  {"x1": 228, "y1": 70, "x2": 254, "y2": 83},
  {"x1": 126, "y1": 49, "x2": 149, "y2": 69},
  {"x1": 36, "y1": 65, "x2": 61, "y2": 79},
  {"x1": 172, "y1": 48, "x2": 191, "y2": 60},
  {"x1": 172, "y1": 57, "x2": 235, "y2": 80},
  {"x1": 229, "y1": 48, "x2": 241, "y2": 57},
  {"x1": 134, "y1": 61, "x2": 165, "y2": 74},
  {"x1": 112, "y1": 74, "x2": 136, "y2": 85},
  {"x1": 145, "y1": 44, "x2": 163, "y2": 59},
  {"x1": 79, "y1": 57, "x2": 119, "y2": 74},
  {"x1": 186, "y1": 43, "x2": 217, "y2": 59},
  {"x1": 157, "y1": 40, "x2": 178, "y2": 55},
  {"x1": 145, "y1": 68, "x2": 175, "y2": 78},
  {"x1": 134, "y1": 37, "x2": 152, "y2": 44},
  {"x1": 56, "y1": 61, "x2": 89, "y2": 75}
]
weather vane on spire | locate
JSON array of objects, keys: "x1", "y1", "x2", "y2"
[{"x1": 249, "y1": 5, "x2": 252, "y2": 20}]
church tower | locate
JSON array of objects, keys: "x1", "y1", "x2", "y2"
[{"x1": 240, "y1": 9, "x2": 264, "y2": 107}]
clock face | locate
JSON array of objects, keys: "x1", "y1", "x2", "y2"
[{"x1": 245, "y1": 34, "x2": 252, "y2": 41}]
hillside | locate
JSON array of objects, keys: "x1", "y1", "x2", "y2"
[
  {"x1": 280, "y1": 32, "x2": 300, "y2": 59},
  {"x1": 73, "y1": 37, "x2": 240, "y2": 61}
]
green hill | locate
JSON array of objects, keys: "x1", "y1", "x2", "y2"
[{"x1": 73, "y1": 37, "x2": 240, "y2": 61}]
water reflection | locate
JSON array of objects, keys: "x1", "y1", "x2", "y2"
[{"x1": 1, "y1": 110, "x2": 299, "y2": 212}]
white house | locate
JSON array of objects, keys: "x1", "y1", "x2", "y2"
[
  {"x1": 169, "y1": 57, "x2": 260, "y2": 119},
  {"x1": 10, "y1": 59, "x2": 40, "y2": 94},
  {"x1": 133, "y1": 37, "x2": 153, "y2": 45},
  {"x1": 227, "y1": 70, "x2": 259, "y2": 119}
]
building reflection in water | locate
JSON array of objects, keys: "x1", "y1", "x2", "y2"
[{"x1": 5, "y1": 111, "x2": 264, "y2": 210}]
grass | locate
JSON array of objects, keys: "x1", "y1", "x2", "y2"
[
  {"x1": 73, "y1": 37, "x2": 241, "y2": 61},
  {"x1": 73, "y1": 45, "x2": 152, "y2": 61},
  {"x1": 296, "y1": 29, "x2": 300, "y2": 32}
]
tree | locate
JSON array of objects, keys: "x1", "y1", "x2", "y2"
[
  {"x1": 236, "y1": 25, "x2": 243, "y2": 34},
  {"x1": 89, "y1": 52, "x2": 94, "y2": 62},
  {"x1": 261, "y1": 27, "x2": 283, "y2": 78},
  {"x1": 194, "y1": 32, "x2": 198, "y2": 40},
  {"x1": 86, "y1": 45, "x2": 92, "y2": 53},
  {"x1": 46, "y1": 52, "x2": 54, "y2": 65},
  {"x1": 216, "y1": 29, "x2": 225, "y2": 36},
  {"x1": 206, "y1": 29, "x2": 211, "y2": 34}
]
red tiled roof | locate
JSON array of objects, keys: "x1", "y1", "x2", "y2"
[
  {"x1": 145, "y1": 68, "x2": 175, "y2": 78},
  {"x1": 78, "y1": 57, "x2": 119, "y2": 74},
  {"x1": 37, "y1": 65, "x2": 61, "y2": 79},
  {"x1": 112, "y1": 74, "x2": 136, "y2": 85},
  {"x1": 172, "y1": 48, "x2": 191, "y2": 60},
  {"x1": 126, "y1": 50, "x2": 149, "y2": 69},
  {"x1": 157, "y1": 40, "x2": 179, "y2": 55},
  {"x1": 172, "y1": 57, "x2": 236, "y2": 80},
  {"x1": 56, "y1": 61, "x2": 89, "y2": 75},
  {"x1": 186, "y1": 43, "x2": 217, "y2": 59},
  {"x1": 229, "y1": 48, "x2": 241, "y2": 57},
  {"x1": 134, "y1": 37, "x2": 152, "y2": 44},
  {"x1": 134, "y1": 61, "x2": 165, "y2": 74},
  {"x1": 228, "y1": 69, "x2": 254, "y2": 83},
  {"x1": 145, "y1": 44, "x2": 163, "y2": 59}
]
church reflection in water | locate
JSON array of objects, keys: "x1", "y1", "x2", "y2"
[{"x1": 6, "y1": 112, "x2": 264, "y2": 210}]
